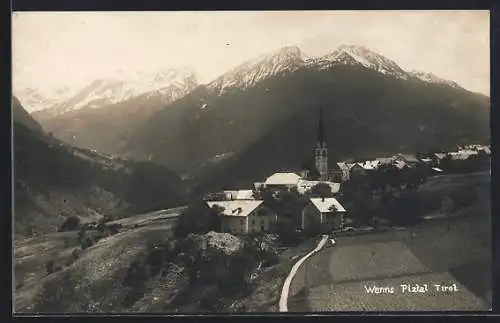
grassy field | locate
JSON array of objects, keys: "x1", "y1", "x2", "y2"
[
  {"x1": 13, "y1": 215, "x2": 178, "y2": 313},
  {"x1": 107, "y1": 206, "x2": 187, "y2": 229},
  {"x1": 307, "y1": 272, "x2": 489, "y2": 311},
  {"x1": 287, "y1": 200, "x2": 491, "y2": 312},
  {"x1": 239, "y1": 237, "x2": 323, "y2": 312},
  {"x1": 418, "y1": 171, "x2": 490, "y2": 193}
]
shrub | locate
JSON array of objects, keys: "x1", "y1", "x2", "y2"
[
  {"x1": 45, "y1": 260, "x2": 55, "y2": 274},
  {"x1": 96, "y1": 214, "x2": 115, "y2": 232},
  {"x1": 77, "y1": 227, "x2": 86, "y2": 242},
  {"x1": 65, "y1": 248, "x2": 81, "y2": 267},
  {"x1": 45, "y1": 260, "x2": 61, "y2": 275},
  {"x1": 174, "y1": 201, "x2": 222, "y2": 238},
  {"x1": 276, "y1": 218, "x2": 303, "y2": 246},
  {"x1": 81, "y1": 237, "x2": 94, "y2": 250},
  {"x1": 59, "y1": 215, "x2": 81, "y2": 232}
]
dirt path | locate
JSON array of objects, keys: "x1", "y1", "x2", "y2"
[{"x1": 279, "y1": 235, "x2": 329, "y2": 312}]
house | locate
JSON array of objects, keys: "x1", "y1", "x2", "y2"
[
  {"x1": 297, "y1": 180, "x2": 341, "y2": 195},
  {"x1": 336, "y1": 162, "x2": 354, "y2": 182},
  {"x1": 449, "y1": 150, "x2": 478, "y2": 160},
  {"x1": 223, "y1": 189, "x2": 255, "y2": 200},
  {"x1": 206, "y1": 200, "x2": 277, "y2": 234},
  {"x1": 375, "y1": 157, "x2": 395, "y2": 166},
  {"x1": 393, "y1": 160, "x2": 409, "y2": 170},
  {"x1": 263, "y1": 172, "x2": 301, "y2": 191},
  {"x1": 253, "y1": 182, "x2": 265, "y2": 191},
  {"x1": 329, "y1": 163, "x2": 344, "y2": 182},
  {"x1": 360, "y1": 160, "x2": 380, "y2": 171},
  {"x1": 482, "y1": 146, "x2": 491, "y2": 155},
  {"x1": 394, "y1": 153, "x2": 419, "y2": 166},
  {"x1": 432, "y1": 153, "x2": 448, "y2": 166},
  {"x1": 301, "y1": 197, "x2": 347, "y2": 232}
]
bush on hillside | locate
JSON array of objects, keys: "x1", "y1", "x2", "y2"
[
  {"x1": 65, "y1": 248, "x2": 81, "y2": 267},
  {"x1": 81, "y1": 237, "x2": 95, "y2": 250},
  {"x1": 77, "y1": 227, "x2": 86, "y2": 243},
  {"x1": 276, "y1": 217, "x2": 303, "y2": 246},
  {"x1": 58, "y1": 215, "x2": 81, "y2": 232},
  {"x1": 45, "y1": 260, "x2": 62, "y2": 275},
  {"x1": 174, "y1": 201, "x2": 223, "y2": 238}
]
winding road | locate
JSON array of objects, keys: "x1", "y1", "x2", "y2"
[{"x1": 279, "y1": 234, "x2": 329, "y2": 312}]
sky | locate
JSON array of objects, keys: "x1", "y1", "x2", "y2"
[{"x1": 12, "y1": 10, "x2": 490, "y2": 95}]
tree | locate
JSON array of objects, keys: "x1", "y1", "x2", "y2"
[
  {"x1": 310, "y1": 182, "x2": 334, "y2": 198},
  {"x1": 387, "y1": 189, "x2": 423, "y2": 226},
  {"x1": 440, "y1": 154, "x2": 453, "y2": 172},
  {"x1": 348, "y1": 190, "x2": 376, "y2": 226},
  {"x1": 276, "y1": 217, "x2": 302, "y2": 245},
  {"x1": 59, "y1": 215, "x2": 81, "y2": 232},
  {"x1": 366, "y1": 168, "x2": 387, "y2": 192},
  {"x1": 77, "y1": 227, "x2": 86, "y2": 243},
  {"x1": 385, "y1": 165, "x2": 404, "y2": 190},
  {"x1": 174, "y1": 201, "x2": 223, "y2": 238},
  {"x1": 406, "y1": 166, "x2": 427, "y2": 189}
]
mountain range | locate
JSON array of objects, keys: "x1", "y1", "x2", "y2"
[
  {"x1": 16, "y1": 44, "x2": 490, "y2": 193},
  {"x1": 119, "y1": 45, "x2": 489, "y2": 188}
]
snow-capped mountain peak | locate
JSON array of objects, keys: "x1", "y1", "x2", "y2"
[
  {"x1": 17, "y1": 67, "x2": 199, "y2": 116},
  {"x1": 308, "y1": 44, "x2": 409, "y2": 80},
  {"x1": 207, "y1": 46, "x2": 306, "y2": 95},
  {"x1": 408, "y1": 70, "x2": 462, "y2": 89},
  {"x1": 14, "y1": 86, "x2": 79, "y2": 113}
]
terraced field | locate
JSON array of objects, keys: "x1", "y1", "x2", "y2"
[
  {"x1": 308, "y1": 272, "x2": 488, "y2": 311},
  {"x1": 288, "y1": 211, "x2": 491, "y2": 312},
  {"x1": 13, "y1": 209, "x2": 181, "y2": 313}
]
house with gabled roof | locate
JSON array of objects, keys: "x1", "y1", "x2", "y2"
[
  {"x1": 300, "y1": 197, "x2": 347, "y2": 232},
  {"x1": 263, "y1": 172, "x2": 301, "y2": 191},
  {"x1": 394, "y1": 153, "x2": 419, "y2": 166},
  {"x1": 336, "y1": 162, "x2": 354, "y2": 181},
  {"x1": 375, "y1": 157, "x2": 395, "y2": 166},
  {"x1": 206, "y1": 200, "x2": 277, "y2": 234}
]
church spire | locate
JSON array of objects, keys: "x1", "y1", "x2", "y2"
[
  {"x1": 317, "y1": 105, "x2": 325, "y2": 146},
  {"x1": 315, "y1": 105, "x2": 328, "y2": 181}
]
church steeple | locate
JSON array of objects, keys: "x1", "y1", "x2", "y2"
[
  {"x1": 318, "y1": 105, "x2": 325, "y2": 146},
  {"x1": 315, "y1": 106, "x2": 328, "y2": 181}
]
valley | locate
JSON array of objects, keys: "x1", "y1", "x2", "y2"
[{"x1": 12, "y1": 16, "x2": 491, "y2": 314}]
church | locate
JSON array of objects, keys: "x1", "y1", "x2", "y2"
[{"x1": 301, "y1": 106, "x2": 344, "y2": 183}]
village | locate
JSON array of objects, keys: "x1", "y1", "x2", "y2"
[{"x1": 200, "y1": 109, "x2": 491, "y2": 239}]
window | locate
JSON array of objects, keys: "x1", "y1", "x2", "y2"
[
  {"x1": 240, "y1": 219, "x2": 244, "y2": 225},
  {"x1": 261, "y1": 219, "x2": 265, "y2": 225},
  {"x1": 252, "y1": 219, "x2": 255, "y2": 225},
  {"x1": 261, "y1": 225, "x2": 265, "y2": 231}
]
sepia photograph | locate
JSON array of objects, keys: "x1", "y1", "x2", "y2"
[{"x1": 12, "y1": 10, "x2": 491, "y2": 313}]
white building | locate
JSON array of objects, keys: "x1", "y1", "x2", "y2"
[
  {"x1": 300, "y1": 197, "x2": 347, "y2": 232},
  {"x1": 263, "y1": 172, "x2": 302, "y2": 190},
  {"x1": 206, "y1": 200, "x2": 277, "y2": 234},
  {"x1": 223, "y1": 189, "x2": 255, "y2": 200}
]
